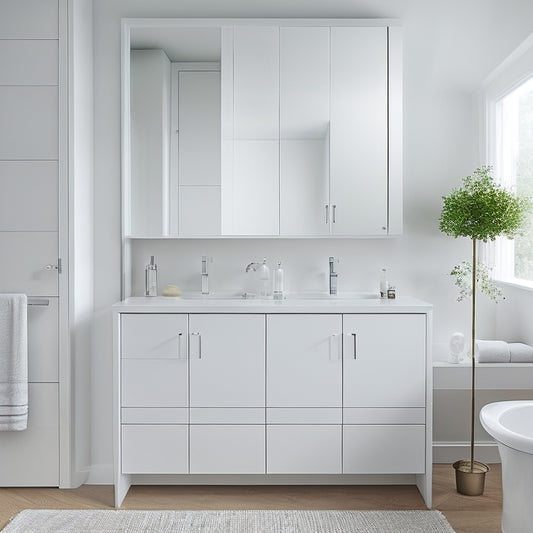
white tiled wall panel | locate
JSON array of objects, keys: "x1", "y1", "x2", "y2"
[
  {"x1": 0, "y1": 232, "x2": 58, "y2": 296},
  {"x1": 28, "y1": 297, "x2": 59, "y2": 383},
  {"x1": 0, "y1": 40, "x2": 58, "y2": 85},
  {"x1": 0, "y1": 161, "x2": 58, "y2": 231},
  {"x1": 0, "y1": 383, "x2": 59, "y2": 486},
  {"x1": 0, "y1": 86, "x2": 58, "y2": 160},
  {"x1": 0, "y1": 0, "x2": 59, "y2": 39}
]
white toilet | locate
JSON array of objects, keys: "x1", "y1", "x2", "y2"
[{"x1": 480, "y1": 401, "x2": 533, "y2": 533}]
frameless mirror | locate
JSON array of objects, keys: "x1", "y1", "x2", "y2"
[{"x1": 122, "y1": 20, "x2": 402, "y2": 238}]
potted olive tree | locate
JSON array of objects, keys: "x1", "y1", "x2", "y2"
[{"x1": 439, "y1": 166, "x2": 530, "y2": 496}]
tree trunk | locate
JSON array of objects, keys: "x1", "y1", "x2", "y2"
[{"x1": 470, "y1": 238, "x2": 477, "y2": 471}]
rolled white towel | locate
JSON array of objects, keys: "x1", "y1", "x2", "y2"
[
  {"x1": 475, "y1": 340, "x2": 510, "y2": 363},
  {"x1": 509, "y1": 343, "x2": 533, "y2": 363}
]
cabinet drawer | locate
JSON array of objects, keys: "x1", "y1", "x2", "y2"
[
  {"x1": 121, "y1": 359, "x2": 188, "y2": 408},
  {"x1": 343, "y1": 425, "x2": 425, "y2": 474},
  {"x1": 122, "y1": 425, "x2": 188, "y2": 474},
  {"x1": 190, "y1": 425, "x2": 265, "y2": 474},
  {"x1": 267, "y1": 425, "x2": 341, "y2": 474},
  {"x1": 121, "y1": 314, "x2": 187, "y2": 358}
]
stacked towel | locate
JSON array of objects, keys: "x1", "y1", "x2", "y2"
[
  {"x1": 475, "y1": 340, "x2": 510, "y2": 363},
  {"x1": 509, "y1": 342, "x2": 533, "y2": 363},
  {"x1": 0, "y1": 294, "x2": 28, "y2": 430},
  {"x1": 475, "y1": 340, "x2": 533, "y2": 363}
]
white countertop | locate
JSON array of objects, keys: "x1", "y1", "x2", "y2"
[{"x1": 113, "y1": 295, "x2": 432, "y2": 314}]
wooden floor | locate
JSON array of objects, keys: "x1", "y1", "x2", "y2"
[{"x1": 0, "y1": 464, "x2": 502, "y2": 533}]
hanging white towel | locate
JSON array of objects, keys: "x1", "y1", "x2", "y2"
[
  {"x1": 509, "y1": 342, "x2": 533, "y2": 363},
  {"x1": 0, "y1": 294, "x2": 28, "y2": 430},
  {"x1": 475, "y1": 339, "x2": 511, "y2": 363}
]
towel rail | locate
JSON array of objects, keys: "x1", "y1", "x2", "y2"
[{"x1": 27, "y1": 298, "x2": 50, "y2": 307}]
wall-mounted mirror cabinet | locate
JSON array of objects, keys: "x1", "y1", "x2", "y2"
[{"x1": 122, "y1": 19, "x2": 403, "y2": 238}]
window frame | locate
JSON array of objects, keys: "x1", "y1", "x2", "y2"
[{"x1": 480, "y1": 33, "x2": 533, "y2": 290}]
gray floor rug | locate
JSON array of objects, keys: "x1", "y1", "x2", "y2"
[{"x1": 2, "y1": 509, "x2": 456, "y2": 533}]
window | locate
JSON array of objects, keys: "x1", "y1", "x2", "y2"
[{"x1": 483, "y1": 35, "x2": 533, "y2": 287}]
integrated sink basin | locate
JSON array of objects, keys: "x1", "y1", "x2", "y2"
[{"x1": 177, "y1": 291, "x2": 380, "y2": 301}]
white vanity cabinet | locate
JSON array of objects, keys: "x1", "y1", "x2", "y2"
[{"x1": 113, "y1": 299, "x2": 432, "y2": 509}]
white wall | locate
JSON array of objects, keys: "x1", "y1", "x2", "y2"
[{"x1": 91, "y1": 0, "x2": 533, "y2": 482}]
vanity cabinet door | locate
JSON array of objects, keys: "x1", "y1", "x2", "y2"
[
  {"x1": 343, "y1": 314, "x2": 426, "y2": 408},
  {"x1": 189, "y1": 314, "x2": 265, "y2": 408},
  {"x1": 267, "y1": 314, "x2": 342, "y2": 407},
  {"x1": 121, "y1": 313, "x2": 188, "y2": 408},
  {"x1": 330, "y1": 27, "x2": 388, "y2": 236}
]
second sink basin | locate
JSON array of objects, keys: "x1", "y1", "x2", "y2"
[{"x1": 285, "y1": 292, "x2": 379, "y2": 300}]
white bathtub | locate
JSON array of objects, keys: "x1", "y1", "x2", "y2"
[{"x1": 480, "y1": 401, "x2": 533, "y2": 533}]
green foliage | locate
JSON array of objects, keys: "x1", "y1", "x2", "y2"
[
  {"x1": 439, "y1": 166, "x2": 531, "y2": 242},
  {"x1": 450, "y1": 261, "x2": 504, "y2": 302}
]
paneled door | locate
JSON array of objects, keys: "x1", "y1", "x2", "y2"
[{"x1": 0, "y1": 0, "x2": 61, "y2": 486}]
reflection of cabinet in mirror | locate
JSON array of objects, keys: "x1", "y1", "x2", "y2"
[{"x1": 123, "y1": 20, "x2": 402, "y2": 239}]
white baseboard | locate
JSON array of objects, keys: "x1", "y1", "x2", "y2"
[{"x1": 432, "y1": 441, "x2": 501, "y2": 464}]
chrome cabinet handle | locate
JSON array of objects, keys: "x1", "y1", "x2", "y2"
[
  {"x1": 325, "y1": 204, "x2": 329, "y2": 224},
  {"x1": 190, "y1": 332, "x2": 202, "y2": 359},
  {"x1": 332, "y1": 205, "x2": 337, "y2": 224},
  {"x1": 352, "y1": 333, "x2": 357, "y2": 359},
  {"x1": 177, "y1": 332, "x2": 185, "y2": 359}
]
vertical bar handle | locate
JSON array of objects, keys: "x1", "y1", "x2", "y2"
[
  {"x1": 352, "y1": 333, "x2": 357, "y2": 359},
  {"x1": 177, "y1": 332, "x2": 183, "y2": 359},
  {"x1": 190, "y1": 332, "x2": 202, "y2": 359},
  {"x1": 332, "y1": 205, "x2": 337, "y2": 224},
  {"x1": 325, "y1": 204, "x2": 329, "y2": 224},
  {"x1": 198, "y1": 333, "x2": 202, "y2": 359}
]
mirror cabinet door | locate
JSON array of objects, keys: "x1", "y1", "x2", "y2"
[
  {"x1": 279, "y1": 26, "x2": 330, "y2": 236},
  {"x1": 330, "y1": 27, "x2": 388, "y2": 236},
  {"x1": 229, "y1": 26, "x2": 280, "y2": 236}
]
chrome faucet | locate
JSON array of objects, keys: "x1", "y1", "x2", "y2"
[
  {"x1": 245, "y1": 262, "x2": 261, "y2": 273},
  {"x1": 329, "y1": 256, "x2": 338, "y2": 295},
  {"x1": 201, "y1": 256, "x2": 209, "y2": 295}
]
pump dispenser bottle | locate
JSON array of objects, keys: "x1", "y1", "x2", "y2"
[
  {"x1": 273, "y1": 261, "x2": 284, "y2": 300},
  {"x1": 145, "y1": 256, "x2": 158, "y2": 296}
]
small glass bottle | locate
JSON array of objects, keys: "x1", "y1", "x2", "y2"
[
  {"x1": 273, "y1": 261, "x2": 284, "y2": 300},
  {"x1": 259, "y1": 258, "x2": 271, "y2": 299},
  {"x1": 379, "y1": 268, "x2": 388, "y2": 299},
  {"x1": 145, "y1": 256, "x2": 158, "y2": 296}
]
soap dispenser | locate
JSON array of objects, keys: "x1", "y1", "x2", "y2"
[
  {"x1": 273, "y1": 261, "x2": 284, "y2": 300},
  {"x1": 145, "y1": 256, "x2": 158, "y2": 296},
  {"x1": 259, "y1": 258, "x2": 271, "y2": 299}
]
